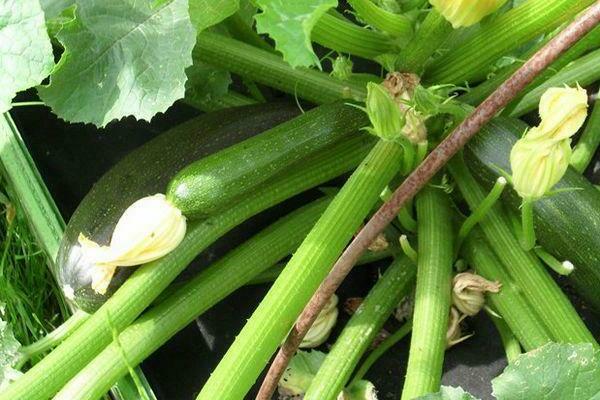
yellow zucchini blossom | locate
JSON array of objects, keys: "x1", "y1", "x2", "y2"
[
  {"x1": 300, "y1": 294, "x2": 339, "y2": 348},
  {"x1": 429, "y1": 0, "x2": 509, "y2": 28},
  {"x1": 78, "y1": 194, "x2": 186, "y2": 294},
  {"x1": 510, "y1": 86, "x2": 588, "y2": 201}
]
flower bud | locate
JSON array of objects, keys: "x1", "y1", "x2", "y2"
[
  {"x1": 510, "y1": 138, "x2": 572, "y2": 201},
  {"x1": 452, "y1": 272, "x2": 501, "y2": 316},
  {"x1": 300, "y1": 294, "x2": 339, "y2": 348},
  {"x1": 446, "y1": 307, "x2": 473, "y2": 348},
  {"x1": 79, "y1": 194, "x2": 186, "y2": 294},
  {"x1": 429, "y1": 0, "x2": 509, "y2": 28},
  {"x1": 528, "y1": 86, "x2": 588, "y2": 142},
  {"x1": 331, "y1": 55, "x2": 353, "y2": 81},
  {"x1": 365, "y1": 82, "x2": 405, "y2": 141}
]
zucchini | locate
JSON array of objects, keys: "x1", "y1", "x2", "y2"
[
  {"x1": 57, "y1": 104, "x2": 298, "y2": 313},
  {"x1": 464, "y1": 116, "x2": 600, "y2": 311},
  {"x1": 166, "y1": 102, "x2": 368, "y2": 217}
]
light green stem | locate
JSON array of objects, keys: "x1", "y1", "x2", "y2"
[
  {"x1": 449, "y1": 157, "x2": 595, "y2": 345},
  {"x1": 425, "y1": 0, "x2": 595, "y2": 84},
  {"x1": 534, "y1": 247, "x2": 574, "y2": 276},
  {"x1": 304, "y1": 257, "x2": 416, "y2": 400},
  {"x1": 346, "y1": 0, "x2": 413, "y2": 38},
  {"x1": 397, "y1": 9, "x2": 452, "y2": 74},
  {"x1": 402, "y1": 186, "x2": 455, "y2": 400},
  {"x1": 350, "y1": 321, "x2": 413, "y2": 385},
  {"x1": 196, "y1": 140, "x2": 405, "y2": 400},
  {"x1": 490, "y1": 314, "x2": 522, "y2": 363},
  {"x1": 0, "y1": 134, "x2": 373, "y2": 400},
  {"x1": 462, "y1": 229, "x2": 552, "y2": 351},
  {"x1": 455, "y1": 177, "x2": 507, "y2": 255},
  {"x1": 399, "y1": 235, "x2": 418, "y2": 263},
  {"x1": 53, "y1": 199, "x2": 330, "y2": 400},
  {"x1": 520, "y1": 200, "x2": 536, "y2": 251},
  {"x1": 571, "y1": 90, "x2": 600, "y2": 173},
  {"x1": 194, "y1": 32, "x2": 370, "y2": 104}
]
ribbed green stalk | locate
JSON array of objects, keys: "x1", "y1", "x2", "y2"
[
  {"x1": 346, "y1": 0, "x2": 413, "y2": 38},
  {"x1": 461, "y1": 229, "x2": 552, "y2": 351},
  {"x1": 510, "y1": 48, "x2": 600, "y2": 117},
  {"x1": 460, "y1": 24, "x2": 600, "y2": 106},
  {"x1": 54, "y1": 199, "x2": 330, "y2": 400},
  {"x1": 195, "y1": 32, "x2": 369, "y2": 104},
  {"x1": 425, "y1": 0, "x2": 595, "y2": 84},
  {"x1": 304, "y1": 257, "x2": 416, "y2": 400},
  {"x1": 397, "y1": 9, "x2": 453, "y2": 74},
  {"x1": 402, "y1": 186, "x2": 455, "y2": 400},
  {"x1": 0, "y1": 134, "x2": 374, "y2": 400},
  {"x1": 312, "y1": 12, "x2": 397, "y2": 60},
  {"x1": 571, "y1": 92, "x2": 600, "y2": 173},
  {"x1": 350, "y1": 321, "x2": 413, "y2": 385},
  {"x1": 196, "y1": 140, "x2": 405, "y2": 400},
  {"x1": 490, "y1": 313, "x2": 522, "y2": 363},
  {"x1": 448, "y1": 158, "x2": 595, "y2": 345}
]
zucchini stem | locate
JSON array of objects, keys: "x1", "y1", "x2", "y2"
[
  {"x1": 520, "y1": 200, "x2": 536, "y2": 251},
  {"x1": 534, "y1": 247, "x2": 574, "y2": 276},
  {"x1": 489, "y1": 313, "x2": 522, "y2": 363},
  {"x1": 399, "y1": 235, "x2": 418, "y2": 263},
  {"x1": 350, "y1": 321, "x2": 413, "y2": 386},
  {"x1": 346, "y1": 0, "x2": 414, "y2": 38},
  {"x1": 401, "y1": 186, "x2": 455, "y2": 400},
  {"x1": 199, "y1": 140, "x2": 405, "y2": 400},
  {"x1": 304, "y1": 256, "x2": 416, "y2": 400}
]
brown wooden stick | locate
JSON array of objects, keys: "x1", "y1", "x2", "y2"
[{"x1": 256, "y1": 2, "x2": 600, "y2": 399}]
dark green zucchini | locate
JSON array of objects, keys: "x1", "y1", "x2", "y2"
[
  {"x1": 57, "y1": 104, "x2": 298, "y2": 313},
  {"x1": 166, "y1": 102, "x2": 368, "y2": 217},
  {"x1": 464, "y1": 116, "x2": 600, "y2": 311}
]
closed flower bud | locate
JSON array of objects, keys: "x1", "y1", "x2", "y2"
[
  {"x1": 301, "y1": 294, "x2": 339, "y2": 348},
  {"x1": 429, "y1": 0, "x2": 509, "y2": 28},
  {"x1": 510, "y1": 137, "x2": 572, "y2": 201},
  {"x1": 79, "y1": 194, "x2": 186, "y2": 294},
  {"x1": 365, "y1": 82, "x2": 405, "y2": 141},
  {"x1": 331, "y1": 55, "x2": 353, "y2": 81},
  {"x1": 527, "y1": 86, "x2": 588, "y2": 142},
  {"x1": 452, "y1": 272, "x2": 501, "y2": 316}
]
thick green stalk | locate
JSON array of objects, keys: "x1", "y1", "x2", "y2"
[
  {"x1": 461, "y1": 229, "x2": 552, "y2": 351},
  {"x1": 510, "y1": 48, "x2": 600, "y2": 117},
  {"x1": 304, "y1": 257, "x2": 416, "y2": 400},
  {"x1": 184, "y1": 91, "x2": 257, "y2": 113},
  {"x1": 490, "y1": 314, "x2": 522, "y2": 363},
  {"x1": 350, "y1": 321, "x2": 413, "y2": 385},
  {"x1": 196, "y1": 140, "x2": 405, "y2": 400},
  {"x1": 460, "y1": 24, "x2": 600, "y2": 106},
  {"x1": 312, "y1": 12, "x2": 397, "y2": 60},
  {"x1": 397, "y1": 9, "x2": 453, "y2": 74},
  {"x1": 346, "y1": 0, "x2": 413, "y2": 38},
  {"x1": 402, "y1": 186, "x2": 455, "y2": 400},
  {"x1": 449, "y1": 158, "x2": 595, "y2": 345},
  {"x1": 0, "y1": 134, "x2": 374, "y2": 400},
  {"x1": 194, "y1": 32, "x2": 370, "y2": 104},
  {"x1": 425, "y1": 0, "x2": 595, "y2": 84},
  {"x1": 572, "y1": 91, "x2": 600, "y2": 173},
  {"x1": 54, "y1": 199, "x2": 330, "y2": 400}
]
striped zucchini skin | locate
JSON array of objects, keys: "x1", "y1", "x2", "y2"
[
  {"x1": 57, "y1": 104, "x2": 298, "y2": 313},
  {"x1": 166, "y1": 102, "x2": 368, "y2": 218},
  {"x1": 465, "y1": 116, "x2": 600, "y2": 312}
]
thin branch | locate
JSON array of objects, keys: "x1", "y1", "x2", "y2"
[{"x1": 256, "y1": 2, "x2": 600, "y2": 398}]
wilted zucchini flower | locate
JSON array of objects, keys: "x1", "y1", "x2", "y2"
[
  {"x1": 446, "y1": 307, "x2": 473, "y2": 348},
  {"x1": 78, "y1": 194, "x2": 186, "y2": 294},
  {"x1": 301, "y1": 294, "x2": 339, "y2": 348},
  {"x1": 510, "y1": 86, "x2": 588, "y2": 201},
  {"x1": 429, "y1": 0, "x2": 509, "y2": 28},
  {"x1": 452, "y1": 272, "x2": 501, "y2": 316}
]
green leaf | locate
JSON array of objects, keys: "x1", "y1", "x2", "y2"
[
  {"x1": 417, "y1": 386, "x2": 481, "y2": 400},
  {"x1": 0, "y1": 0, "x2": 54, "y2": 113},
  {"x1": 39, "y1": 0, "x2": 74, "y2": 18},
  {"x1": 254, "y1": 0, "x2": 338, "y2": 68},
  {"x1": 185, "y1": 62, "x2": 232, "y2": 105},
  {"x1": 492, "y1": 343, "x2": 600, "y2": 400},
  {"x1": 189, "y1": 0, "x2": 239, "y2": 33},
  {"x1": 37, "y1": 0, "x2": 196, "y2": 127},
  {"x1": 0, "y1": 315, "x2": 23, "y2": 391}
]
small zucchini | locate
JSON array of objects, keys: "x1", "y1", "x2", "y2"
[
  {"x1": 464, "y1": 116, "x2": 600, "y2": 312},
  {"x1": 166, "y1": 102, "x2": 368, "y2": 217},
  {"x1": 57, "y1": 104, "x2": 298, "y2": 313}
]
